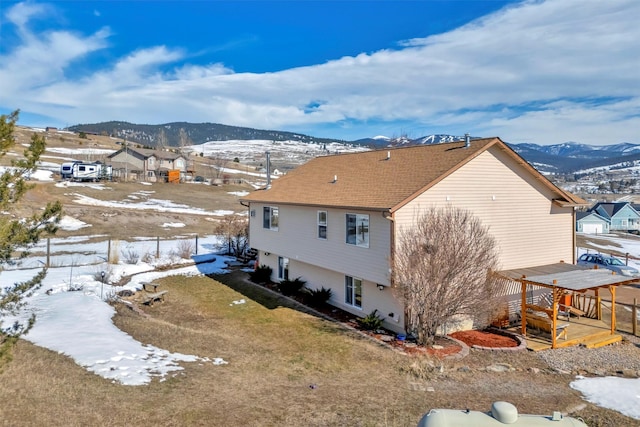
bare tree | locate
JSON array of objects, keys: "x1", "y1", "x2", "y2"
[
  {"x1": 213, "y1": 216, "x2": 249, "y2": 257},
  {"x1": 208, "y1": 154, "x2": 228, "y2": 182},
  {"x1": 178, "y1": 128, "x2": 192, "y2": 153},
  {"x1": 155, "y1": 128, "x2": 169, "y2": 151},
  {"x1": 392, "y1": 206, "x2": 501, "y2": 345}
]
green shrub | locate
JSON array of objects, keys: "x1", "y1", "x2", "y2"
[
  {"x1": 357, "y1": 309, "x2": 385, "y2": 331},
  {"x1": 278, "y1": 277, "x2": 306, "y2": 296},
  {"x1": 307, "y1": 287, "x2": 332, "y2": 307},
  {"x1": 249, "y1": 265, "x2": 272, "y2": 283}
]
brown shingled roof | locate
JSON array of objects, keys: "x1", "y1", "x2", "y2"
[
  {"x1": 108, "y1": 147, "x2": 185, "y2": 160},
  {"x1": 241, "y1": 137, "x2": 585, "y2": 212}
]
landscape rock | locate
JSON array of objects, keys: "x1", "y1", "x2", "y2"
[{"x1": 486, "y1": 363, "x2": 514, "y2": 373}]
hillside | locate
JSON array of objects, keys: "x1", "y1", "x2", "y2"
[
  {"x1": 68, "y1": 121, "x2": 640, "y2": 175},
  {"x1": 68, "y1": 121, "x2": 346, "y2": 148}
]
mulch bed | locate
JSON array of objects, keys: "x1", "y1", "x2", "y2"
[{"x1": 450, "y1": 329, "x2": 519, "y2": 348}]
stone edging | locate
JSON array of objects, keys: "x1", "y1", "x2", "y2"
[{"x1": 440, "y1": 335, "x2": 470, "y2": 359}]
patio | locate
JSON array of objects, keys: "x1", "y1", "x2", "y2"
[{"x1": 499, "y1": 262, "x2": 637, "y2": 350}]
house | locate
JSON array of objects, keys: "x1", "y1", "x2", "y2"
[
  {"x1": 588, "y1": 202, "x2": 640, "y2": 231},
  {"x1": 576, "y1": 211, "x2": 610, "y2": 234},
  {"x1": 107, "y1": 147, "x2": 189, "y2": 182},
  {"x1": 240, "y1": 137, "x2": 585, "y2": 334}
]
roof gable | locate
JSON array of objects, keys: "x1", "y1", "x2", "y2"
[
  {"x1": 576, "y1": 211, "x2": 609, "y2": 223},
  {"x1": 242, "y1": 138, "x2": 584, "y2": 211},
  {"x1": 108, "y1": 147, "x2": 184, "y2": 161},
  {"x1": 591, "y1": 202, "x2": 640, "y2": 220}
]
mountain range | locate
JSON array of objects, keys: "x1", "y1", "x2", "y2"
[{"x1": 68, "y1": 122, "x2": 639, "y2": 174}]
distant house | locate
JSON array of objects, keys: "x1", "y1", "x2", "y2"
[
  {"x1": 241, "y1": 137, "x2": 585, "y2": 334},
  {"x1": 589, "y1": 202, "x2": 640, "y2": 231},
  {"x1": 45, "y1": 127, "x2": 58, "y2": 132},
  {"x1": 107, "y1": 147, "x2": 189, "y2": 182},
  {"x1": 576, "y1": 211, "x2": 610, "y2": 234}
]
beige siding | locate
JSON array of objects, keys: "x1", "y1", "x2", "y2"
[
  {"x1": 254, "y1": 257, "x2": 405, "y2": 334},
  {"x1": 111, "y1": 151, "x2": 144, "y2": 169},
  {"x1": 249, "y1": 203, "x2": 392, "y2": 285},
  {"x1": 395, "y1": 147, "x2": 574, "y2": 270}
]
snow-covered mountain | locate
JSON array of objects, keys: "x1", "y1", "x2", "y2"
[{"x1": 359, "y1": 134, "x2": 640, "y2": 174}]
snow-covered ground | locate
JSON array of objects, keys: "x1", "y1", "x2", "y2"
[{"x1": 2, "y1": 234, "x2": 232, "y2": 386}]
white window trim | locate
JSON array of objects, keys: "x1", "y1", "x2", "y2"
[
  {"x1": 278, "y1": 256, "x2": 289, "y2": 280},
  {"x1": 346, "y1": 213, "x2": 369, "y2": 248},
  {"x1": 345, "y1": 275, "x2": 363, "y2": 309},
  {"x1": 263, "y1": 206, "x2": 279, "y2": 231},
  {"x1": 317, "y1": 210, "x2": 327, "y2": 240}
]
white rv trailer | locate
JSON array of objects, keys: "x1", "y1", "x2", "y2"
[
  {"x1": 60, "y1": 162, "x2": 112, "y2": 182},
  {"x1": 60, "y1": 162, "x2": 78, "y2": 179}
]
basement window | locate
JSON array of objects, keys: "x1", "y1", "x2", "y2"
[{"x1": 345, "y1": 276, "x2": 362, "y2": 309}]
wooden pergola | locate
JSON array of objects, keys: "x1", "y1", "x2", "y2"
[{"x1": 500, "y1": 263, "x2": 638, "y2": 348}]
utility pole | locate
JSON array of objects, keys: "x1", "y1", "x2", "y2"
[{"x1": 124, "y1": 136, "x2": 127, "y2": 182}]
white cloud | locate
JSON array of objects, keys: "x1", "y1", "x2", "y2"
[
  {"x1": 1, "y1": 0, "x2": 639, "y2": 145},
  {"x1": 5, "y1": 1, "x2": 48, "y2": 30}
]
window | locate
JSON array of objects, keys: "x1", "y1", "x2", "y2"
[
  {"x1": 346, "y1": 214, "x2": 369, "y2": 247},
  {"x1": 345, "y1": 276, "x2": 362, "y2": 308},
  {"x1": 263, "y1": 207, "x2": 279, "y2": 230},
  {"x1": 278, "y1": 257, "x2": 289, "y2": 280},
  {"x1": 317, "y1": 211, "x2": 327, "y2": 239}
]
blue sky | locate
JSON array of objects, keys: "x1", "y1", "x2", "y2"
[{"x1": 1, "y1": 0, "x2": 638, "y2": 145}]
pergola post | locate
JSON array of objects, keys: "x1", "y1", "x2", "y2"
[
  {"x1": 610, "y1": 285, "x2": 616, "y2": 334},
  {"x1": 521, "y1": 281, "x2": 528, "y2": 336},
  {"x1": 551, "y1": 286, "x2": 559, "y2": 349}
]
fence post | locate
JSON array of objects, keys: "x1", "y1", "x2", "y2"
[
  {"x1": 634, "y1": 298, "x2": 638, "y2": 337},
  {"x1": 626, "y1": 253, "x2": 629, "y2": 265},
  {"x1": 107, "y1": 238, "x2": 111, "y2": 263},
  {"x1": 156, "y1": 236, "x2": 160, "y2": 258},
  {"x1": 195, "y1": 235, "x2": 199, "y2": 255},
  {"x1": 46, "y1": 238, "x2": 50, "y2": 268}
]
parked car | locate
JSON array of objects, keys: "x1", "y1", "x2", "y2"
[{"x1": 577, "y1": 253, "x2": 639, "y2": 276}]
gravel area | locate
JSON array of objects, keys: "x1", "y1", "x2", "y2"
[{"x1": 536, "y1": 333, "x2": 640, "y2": 376}]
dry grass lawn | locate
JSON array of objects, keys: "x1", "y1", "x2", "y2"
[{"x1": 1, "y1": 271, "x2": 637, "y2": 426}]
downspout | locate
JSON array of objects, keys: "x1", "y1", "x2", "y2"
[
  {"x1": 383, "y1": 210, "x2": 400, "y2": 326},
  {"x1": 240, "y1": 200, "x2": 252, "y2": 261},
  {"x1": 382, "y1": 210, "x2": 395, "y2": 286},
  {"x1": 573, "y1": 207, "x2": 577, "y2": 264}
]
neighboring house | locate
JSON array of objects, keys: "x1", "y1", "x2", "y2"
[
  {"x1": 240, "y1": 137, "x2": 585, "y2": 334},
  {"x1": 107, "y1": 147, "x2": 188, "y2": 182},
  {"x1": 589, "y1": 202, "x2": 640, "y2": 231},
  {"x1": 576, "y1": 211, "x2": 610, "y2": 234}
]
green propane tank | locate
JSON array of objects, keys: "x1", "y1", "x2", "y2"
[{"x1": 417, "y1": 401, "x2": 588, "y2": 427}]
